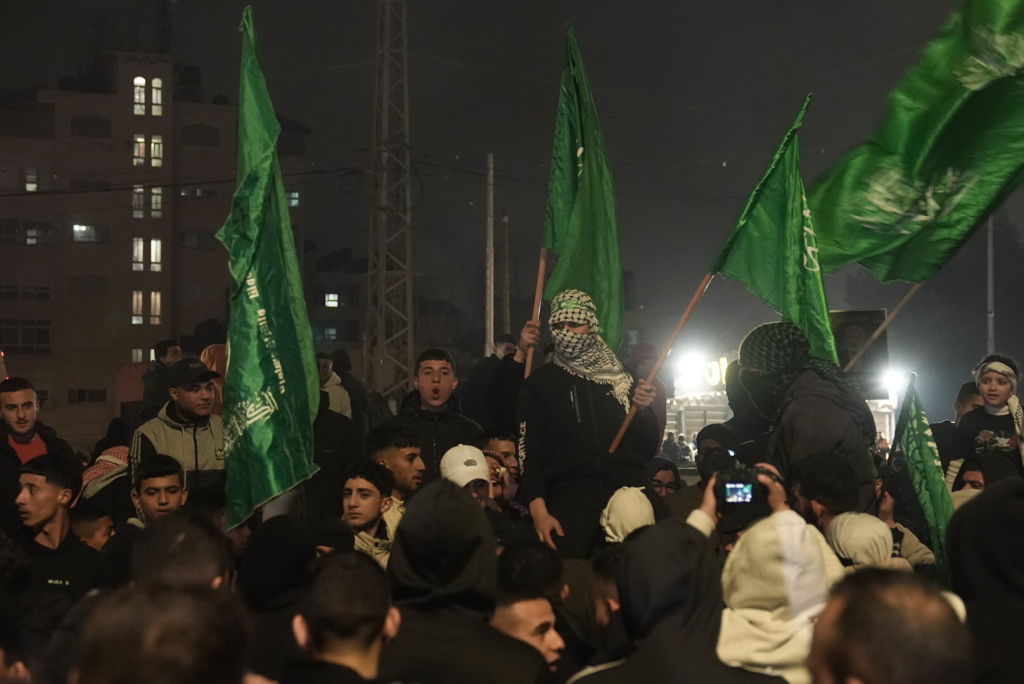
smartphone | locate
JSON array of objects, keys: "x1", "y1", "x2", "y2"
[{"x1": 725, "y1": 482, "x2": 754, "y2": 504}]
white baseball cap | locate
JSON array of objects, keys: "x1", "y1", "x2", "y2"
[{"x1": 440, "y1": 444, "x2": 491, "y2": 488}]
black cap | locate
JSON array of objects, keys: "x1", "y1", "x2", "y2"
[{"x1": 169, "y1": 358, "x2": 220, "y2": 388}]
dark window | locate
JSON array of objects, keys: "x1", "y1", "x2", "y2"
[
  {"x1": 70, "y1": 114, "x2": 112, "y2": 138},
  {"x1": 0, "y1": 319, "x2": 51, "y2": 353},
  {"x1": 68, "y1": 275, "x2": 109, "y2": 297},
  {"x1": 0, "y1": 103, "x2": 55, "y2": 139},
  {"x1": 68, "y1": 388, "x2": 107, "y2": 404}
]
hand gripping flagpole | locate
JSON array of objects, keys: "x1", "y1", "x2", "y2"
[
  {"x1": 524, "y1": 247, "x2": 550, "y2": 379},
  {"x1": 608, "y1": 273, "x2": 715, "y2": 454}
]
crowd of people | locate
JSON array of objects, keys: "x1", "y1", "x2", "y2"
[{"x1": 0, "y1": 287, "x2": 1021, "y2": 683}]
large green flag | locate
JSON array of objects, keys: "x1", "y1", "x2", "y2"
[
  {"x1": 711, "y1": 96, "x2": 839, "y2": 364},
  {"x1": 543, "y1": 27, "x2": 624, "y2": 352},
  {"x1": 810, "y1": 0, "x2": 1024, "y2": 282},
  {"x1": 216, "y1": 6, "x2": 319, "y2": 528},
  {"x1": 893, "y1": 374, "x2": 955, "y2": 582}
]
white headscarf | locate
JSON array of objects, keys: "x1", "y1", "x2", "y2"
[
  {"x1": 599, "y1": 487, "x2": 655, "y2": 543},
  {"x1": 973, "y1": 360, "x2": 1024, "y2": 465},
  {"x1": 825, "y1": 512, "x2": 911, "y2": 571},
  {"x1": 549, "y1": 289, "x2": 632, "y2": 411}
]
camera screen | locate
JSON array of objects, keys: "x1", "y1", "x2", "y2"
[{"x1": 725, "y1": 482, "x2": 754, "y2": 504}]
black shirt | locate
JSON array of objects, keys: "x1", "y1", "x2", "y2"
[
  {"x1": 19, "y1": 527, "x2": 110, "y2": 601},
  {"x1": 280, "y1": 659, "x2": 377, "y2": 684},
  {"x1": 959, "y1": 407, "x2": 1022, "y2": 475}
]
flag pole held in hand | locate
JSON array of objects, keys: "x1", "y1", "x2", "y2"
[
  {"x1": 608, "y1": 273, "x2": 714, "y2": 454},
  {"x1": 524, "y1": 247, "x2": 549, "y2": 379}
]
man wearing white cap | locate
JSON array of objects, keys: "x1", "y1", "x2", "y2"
[{"x1": 441, "y1": 444, "x2": 533, "y2": 548}]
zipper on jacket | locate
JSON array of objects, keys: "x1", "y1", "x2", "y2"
[{"x1": 569, "y1": 387, "x2": 581, "y2": 424}]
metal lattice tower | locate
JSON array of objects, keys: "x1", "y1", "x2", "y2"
[{"x1": 365, "y1": 0, "x2": 414, "y2": 404}]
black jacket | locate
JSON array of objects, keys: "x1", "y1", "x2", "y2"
[
  {"x1": 305, "y1": 398, "x2": 364, "y2": 523},
  {"x1": 387, "y1": 392, "x2": 482, "y2": 482},
  {"x1": 140, "y1": 361, "x2": 173, "y2": 423},
  {"x1": 769, "y1": 369, "x2": 877, "y2": 509},
  {"x1": 517, "y1": 364, "x2": 659, "y2": 506},
  {"x1": 18, "y1": 527, "x2": 110, "y2": 601},
  {"x1": 0, "y1": 421, "x2": 73, "y2": 537},
  {"x1": 380, "y1": 479, "x2": 544, "y2": 684},
  {"x1": 338, "y1": 371, "x2": 371, "y2": 442},
  {"x1": 487, "y1": 354, "x2": 528, "y2": 436},
  {"x1": 574, "y1": 520, "x2": 784, "y2": 684}
]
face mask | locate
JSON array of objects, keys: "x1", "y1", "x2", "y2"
[{"x1": 552, "y1": 328, "x2": 597, "y2": 360}]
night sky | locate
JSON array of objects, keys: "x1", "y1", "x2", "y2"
[{"x1": 4, "y1": 0, "x2": 1023, "y2": 418}]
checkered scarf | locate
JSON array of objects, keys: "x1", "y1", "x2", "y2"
[
  {"x1": 974, "y1": 361, "x2": 1024, "y2": 465},
  {"x1": 739, "y1": 321, "x2": 865, "y2": 404},
  {"x1": 549, "y1": 289, "x2": 632, "y2": 411}
]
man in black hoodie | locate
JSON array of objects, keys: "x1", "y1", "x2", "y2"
[
  {"x1": 387, "y1": 348, "x2": 481, "y2": 483},
  {"x1": 379, "y1": 479, "x2": 544, "y2": 683},
  {"x1": 571, "y1": 520, "x2": 783, "y2": 683},
  {"x1": 140, "y1": 339, "x2": 184, "y2": 422}
]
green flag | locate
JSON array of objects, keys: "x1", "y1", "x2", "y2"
[
  {"x1": 216, "y1": 6, "x2": 319, "y2": 528},
  {"x1": 810, "y1": 0, "x2": 1024, "y2": 282},
  {"x1": 893, "y1": 374, "x2": 955, "y2": 582},
  {"x1": 711, "y1": 96, "x2": 839, "y2": 364},
  {"x1": 543, "y1": 27, "x2": 624, "y2": 352}
]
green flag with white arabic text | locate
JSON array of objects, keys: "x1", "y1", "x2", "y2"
[
  {"x1": 216, "y1": 6, "x2": 319, "y2": 528},
  {"x1": 711, "y1": 96, "x2": 838, "y2": 364},
  {"x1": 542, "y1": 26, "x2": 624, "y2": 352},
  {"x1": 810, "y1": 0, "x2": 1024, "y2": 282},
  {"x1": 893, "y1": 375, "x2": 954, "y2": 583}
]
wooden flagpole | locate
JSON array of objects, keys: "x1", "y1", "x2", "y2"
[
  {"x1": 524, "y1": 247, "x2": 550, "y2": 378},
  {"x1": 608, "y1": 273, "x2": 715, "y2": 454}
]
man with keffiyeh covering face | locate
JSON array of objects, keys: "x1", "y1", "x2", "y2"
[
  {"x1": 516, "y1": 289, "x2": 660, "y2": 559},
  {"x1": 735, "y1": 322, "x2": 878, "y2": 513}
]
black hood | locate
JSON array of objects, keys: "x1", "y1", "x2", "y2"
[
  {"x1": 949, "y1": 478, "x2": 1024, "y2": 683},
  {"x1": 388, "y1": 478, "x2": 497, "y2": 617},
  {"x1": 238, "y1": 515, "x2": 316, "y2": 611},
  {"x1": 618, "y1": 519, "x2": 722, "y2": 652}
]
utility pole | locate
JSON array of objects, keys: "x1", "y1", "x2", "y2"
[
  {"x1": 986, "y1": 216, "x2": 995, "y2": 355},
  {"x1": 484, "y1": 153, "x2": 495, "y2": 357},
  {"x1": 366, "y1": 0, "x2": 414, "y2": 405},
  {"x1": 501, "y1": 211, "x2": 512, "y2": 334}
]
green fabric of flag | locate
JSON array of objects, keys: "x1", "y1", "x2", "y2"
[
  {"x1": 711, "y1": 96, "x2": 839, "y2": 364},
  {"x1": 542, "y1": 27, "x2": 624, "y2": 352},
  {"x1": 216, "y1": 6, "x2": 319, "y2": 528},
  {"x1": 810, "y1": 0, "x2": 1024, "y2": 282},
  {"x1": 894, "y1": 375, "x2": 955, "y2": 582}
]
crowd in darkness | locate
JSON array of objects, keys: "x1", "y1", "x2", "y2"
[{"x1": 0, "y1": 288, "x2": 1021, "y2": 684}]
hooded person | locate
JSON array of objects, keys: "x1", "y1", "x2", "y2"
[
  {"x1": 599, "y1": 487, "x2": 655, "y2": 544},
  {"x1": 379, "y1": 479, "x2": 544, "y2": 683},
  {"x1": 518, "y1": 289, "x2": 660, "y2": 558},
  {"x1": 238, "y1": 515, "x2": 316, "y2": 682},
  {"x1": 948, "y1": 478, "x2": 1024, "y2": 684},
  {"x1": 570, "y1": 520, "x2": 785, "y2": 684},
  {"x1": 825, "y1": 512, "x2": 912, "y2": 571},
  {"x1": 737, "y1": 322, "x2": 877, "y2": 510},
  {"x1": 717, "y1": 510, "x2": 845, "y2": 684}
]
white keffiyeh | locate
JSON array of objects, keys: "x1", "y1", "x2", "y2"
[
  {"x1": 974, "y1": 361, "x2": 1024, "y2": 466},
  {"x1": 549, "y1": 289, "x2": 632, "y2": 411}
]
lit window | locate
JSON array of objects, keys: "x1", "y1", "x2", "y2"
[
  {"x1": 151, "y1": 77, "x2": 163, "y2": 116},
  {"x1": 133, "y1": 76, "x2": 146, "y2": 115},
  {"x1": 288, "y1": 190, "x2": 300, "y2": 207},
  {"x1": 131, "y1": 348, "x2": 144, "y2": 363},
  {"x1": 131, "y1": 290, "x2": 144, "y2": 325},
  {"x1": 132, "y1": 237, "x2": 145, "y2": 271},
  {"x1": 324, "y1": 327, "x2": 337, "y2": 341},
  {"x1": 150, "y1": 135, "x2": 163, "y2": 167},
  {"x1": 149, "y1": 291, "x2": 161, "y2": 325},
  {"x1": 133, "y1": 135, "x2": 146, "y2": 166},
  {"x1": 72, "y1": 224, "x2": 98, "y2": 242},
  {"x1": 132, "y1": 185, "x2": 145, "y2": 218},
  {"x1": 150, "y1": 239, "x2": 162, "y2": 272},
  {"x1": 150, "y1": 348, "x2": 156, "y2": 361},
  {"x1": 325, "y1": 293, "x2": 339, "y2": 308},
  {"x1": 25, "y1": 228, "x2": 40, "y2": 245},
  {"x1": 25, "y1": 168, "x2": 37, "y2": 192},
  {"x1": 150, "y1": 186, "x2": 163, "y2": 218}
]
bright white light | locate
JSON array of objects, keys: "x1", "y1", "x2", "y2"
[
  {"x1": 881, "y1": 368, "x2": 908, "y2": 396},
  {"x1": 673, "y1": 351, "x2": 707, "y2": 390}
]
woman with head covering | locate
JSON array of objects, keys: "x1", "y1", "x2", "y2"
[
  {"x1": 570, "y1": 520, "x2": 785, "y2": 683},
  {"x1": 737, "y1": 322, "x2": 877, "y2": 510},
  {"x1": 518, "y1": 289, "x2": 660, "y2": 558},
  {"x1": 948, "y1": 354, "x2": 1024, "y2": 488}
]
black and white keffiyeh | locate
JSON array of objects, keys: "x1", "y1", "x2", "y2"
[
  {"x1": 974, "y1": 360, "x2": 1024, "y2": 465},
  {"x1": 549, "y1": 289, "x2": 632, "y2": 411}
]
